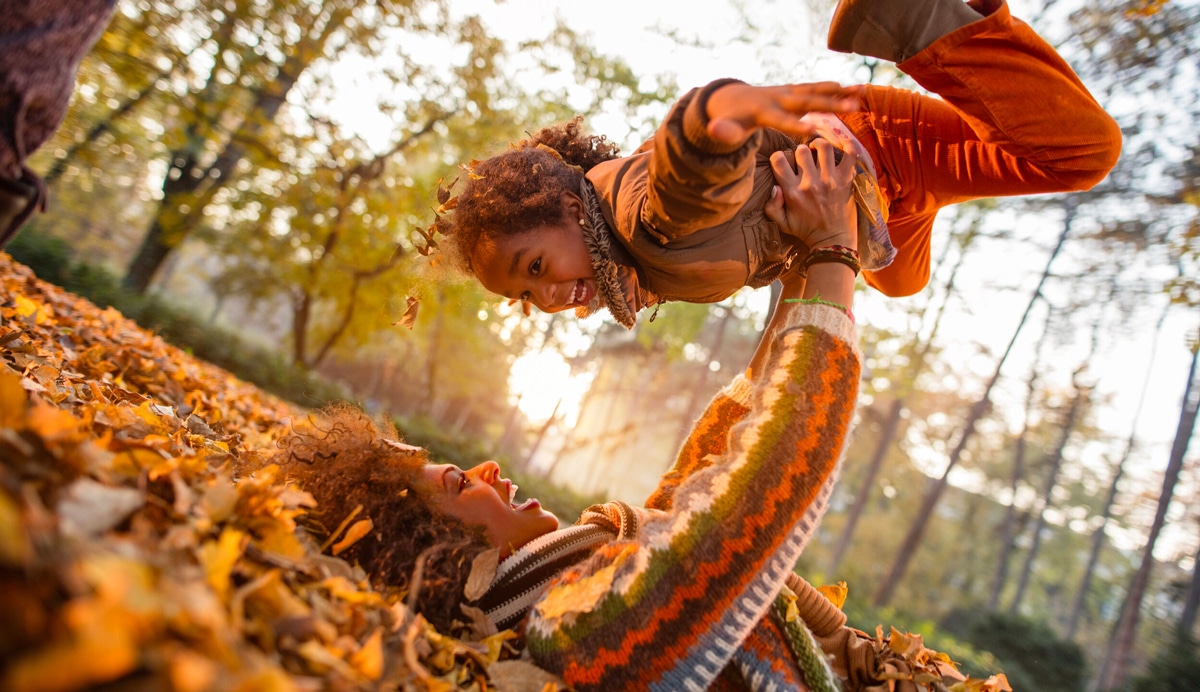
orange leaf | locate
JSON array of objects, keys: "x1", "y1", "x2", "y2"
[{"x1": 395, "y1": 296, "x2": 420, "y2": 330}]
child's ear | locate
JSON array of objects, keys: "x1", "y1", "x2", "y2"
[{"x1": 560, "y1": 191, "x2": 584, "y2": 221}]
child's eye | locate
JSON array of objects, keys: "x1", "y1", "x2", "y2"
[
  {"x1": 529, "y1": 258, "x2": 541, "y2": 275},
  {"x1": 520, "y1": 290, "x2": 531, "y2": 302}
]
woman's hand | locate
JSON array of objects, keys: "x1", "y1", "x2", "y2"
[
  {"x1": 705, "y1": 82, "x2": 861, "y2": 147},
  {"x1": 748, "y1": 140, "x2": 861, "y2": 380},
  {"x1": 764, "y1": 140, "x2": 859, "y2": 251}
]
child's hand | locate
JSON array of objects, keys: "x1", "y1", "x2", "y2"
[
  {"x1": 764, "y1": 140, "x2": 859, "y2": 251},
  {"x1": 706, "y1": 82, "x2": 862, "y2": 147}
]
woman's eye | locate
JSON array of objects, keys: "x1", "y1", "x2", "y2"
[
  {"x1": 458, "y1": 473, "x2": 469, "y2": 492},
  {"x1": 529, "y1": 258, "x2": 541, "y2": 275}
]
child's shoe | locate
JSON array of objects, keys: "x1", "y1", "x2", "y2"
[{"x1": 827, "y1": 0, "x2": 982, "y2": 63}]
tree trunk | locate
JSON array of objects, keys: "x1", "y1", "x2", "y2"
[
  {"x1": 1067, "y1": 303, "x2": 1169, "y2": 639},
  {"x1": 44, "y1": 60, "x2": 177, "y2": 185},
  {"x1": 123, "y1": 9, "x2": 350, "y2": 292},
  {"x1": 829, "y1": 397, "x2": 901, "y2": 574},
  {"x1": 872, "y1": 200, "x2": 1074, "y2": 608},
  {"x1": 1093, "y1": 341, "x2": 1199, "y2": 692},
  {"x1": 523, "y1": 399, "x2": 562, "y2": 472},
  {"x1": 828, "y1": 235, "x2": 967, "y2": 576},
  {"x1": 1009, "y1": 378, "x2": 1086, "y2": 614},
  {"x1": 988, "y1": 320, "x2": 1045, "y2": 611},
  {"x1": 1179, "y1": 523, "x2": 1200, "y2": 639}
]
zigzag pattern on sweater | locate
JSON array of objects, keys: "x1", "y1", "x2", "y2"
[{"x1": 524, "y1": 305, "x2": 860, "y2": 691}]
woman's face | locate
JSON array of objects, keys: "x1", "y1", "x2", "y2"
[
  {"x1": 421, "y1": 460, "x2": 559, "y2": 556},
  {"x1": 470, "y1": 194, "x2": 597, "y2": 314}
]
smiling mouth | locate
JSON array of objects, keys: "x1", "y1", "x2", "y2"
[
  {"x1": 507, "y1": 482, "x2": 540, "y2": 511},
  {"x1": 568, "y1": 279, "x2": 588, "y2": 307}
]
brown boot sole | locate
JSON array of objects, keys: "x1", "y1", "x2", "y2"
[
  {"x1": 0, "y1": 175, "x2": 39, "y2": 248},
  {"x1": 827, "y1": 0, "x2": 874, "y2": 53}
]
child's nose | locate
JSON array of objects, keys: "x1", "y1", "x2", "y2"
[{"x1": 534, "y1": 283, "x2": 556, "y2": 308}]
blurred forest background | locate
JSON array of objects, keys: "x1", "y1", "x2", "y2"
[{"x1": 7, "y1": 0, "x2": 1200, "y2": 689}]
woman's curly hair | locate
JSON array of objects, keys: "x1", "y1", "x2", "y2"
[
  {"x1": 444, "y1": 116, "x2": 620, "y2": 274},
  {"x1": 274, "y1": 406, "x2": 491, "y2": 634}
]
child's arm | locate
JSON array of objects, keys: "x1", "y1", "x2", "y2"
[
  {"x1": 644, "y1": 138, "x2": 858, "y2": 511},
  {"x1": 705, "y1": 83, "x2": 861, "y2": 148},
  {"x1": 642, "y1": 80, "x2": 859, "y2": 241}
]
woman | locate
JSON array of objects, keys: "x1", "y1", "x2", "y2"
[{"x1": 282, "y1": 140, "x2": 910, "y2": 691}]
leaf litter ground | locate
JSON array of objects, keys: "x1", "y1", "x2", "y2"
[
  {"x1": 0, "y1": 253, "x2": 560, "y2": 692},
  {"x1": 0, "y1": 252, "x2": 1011, "y2": 692}
]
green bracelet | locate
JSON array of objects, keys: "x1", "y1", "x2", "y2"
[{"x1": 782, "y1": 295, "x2": 855, "y2": 323}]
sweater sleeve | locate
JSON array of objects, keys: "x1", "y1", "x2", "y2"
[
  {"x1": 643, "y1": 374, "x2": 752, "y2": 511},
  {"x1": 641, "y1": 79, "x2": 763, "y2": 242},
  {"x1": 524, "y1": 305, "x2": 861, "y2": 691}
]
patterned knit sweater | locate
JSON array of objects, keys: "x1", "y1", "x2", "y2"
[{"x1": 523, "y1": 304, "x2": 860, "y2": 690}]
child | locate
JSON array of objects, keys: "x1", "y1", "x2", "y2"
[{"x1": 440, "y1": 0, "x2": 1121, "y2": 329}]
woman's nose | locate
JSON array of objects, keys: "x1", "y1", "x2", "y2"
[{"x1": 472, "y1": 460, "x2": 501, "y2": 483}]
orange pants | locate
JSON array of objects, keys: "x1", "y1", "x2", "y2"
[{"x1": 845, "y1": 0, "x2": 1121, "y2": 297}]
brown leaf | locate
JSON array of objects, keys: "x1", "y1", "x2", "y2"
[
  {"x1": 56, "y1": 478, "x2": 144, "y2": 538},
  {"x1": 436, "y1": 176, "x2": 458, "y2": 204},
  {"x1": 458, "y1": 604, "x2": 498, "y2": 642},
  {"x1": 463, "y1": 548, "x2": 500, "y2": 601},
  {"x1": 488, "y1": 660, "x2": 568, "y2": 692}
]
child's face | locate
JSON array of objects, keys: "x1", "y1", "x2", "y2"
[{"x1": 471, "y1": 215, "x2": 597, "y2": 314}]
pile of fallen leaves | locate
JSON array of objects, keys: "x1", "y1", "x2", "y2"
[
  {"x1": 0, "y1": 253, "x2": 559, "y2": 692},
  {"x1": 0, "y1": 252, "x2": 1012, "y2": 692}
]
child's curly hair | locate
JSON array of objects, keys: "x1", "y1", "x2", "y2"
[
  {"x1": 444, "y1": 116, "x2": 620, "y2": 274},
  {"x1": 274, "y1": 406, "x2": 491, "y2": 634}
]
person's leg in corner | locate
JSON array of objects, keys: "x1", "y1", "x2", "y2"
[
  {"x1": 829, "y1": 0, "x2": 1121, "y2": 297},
  {"x1": 0, "y1": 0, "x2": 118, "y2": 247}
]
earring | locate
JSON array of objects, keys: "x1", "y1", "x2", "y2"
[{"x1": 578, "y1": 218, "x2": 586, "y2": 226}]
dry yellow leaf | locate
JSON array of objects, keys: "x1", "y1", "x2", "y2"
[
  {"x1": 13, "y1": 293, "x2": 51, "y2": 325},
  {"x1": 480, "y1": 630, "x2": 518, "y2": 663},
  {"x1": 349, "y1": 627, "x2": 384, "y2": 680},
  {"x1": 297, "y1": 639, "x2": 358, "y2": 679},
  {"x1": 167, "y1": 648, "x2": 218, "y2": 692},
  {"x1": 535, "y1": 546, "x2": 632, "y2": 623},
  {"x1": 200, "y1": 527, "x2": 245, "y2": 601},
  {"x1": 321, "y1": 576, "x2": 385, "y2": 606},
  {"x1": 0, "y1": 489, "x2": 29, "y2": 566},
  {"x1": 257, "y1": 522, "x2": 309, "y2": 561},
  {"x1": 817, "y1": 581, "x2": 848, "y2": 610},
  {"x1": 0, "y1": 369, "x2": 28, "y2": 429},
  {"x1": 331, "y1": 517, "x2": 374, "y2": 556}
]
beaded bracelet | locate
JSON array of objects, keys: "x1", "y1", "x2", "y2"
[
  {"x1": 812, "y1": 244, "x2": 859, "y2": 259},
  {"x1": 804, "y1": 250, "x2": 861, "y2": 276}
]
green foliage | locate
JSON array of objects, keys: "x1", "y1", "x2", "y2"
[
  {"x1": 938, "y1": 609, "x2": 1087, "y2": 692},
  {"x1": 1131, "y1": 635, "x2": 1200, "y2": 692},
  {"x1": 634, "y1": 301, "x2": 713, "y2": 359}
]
